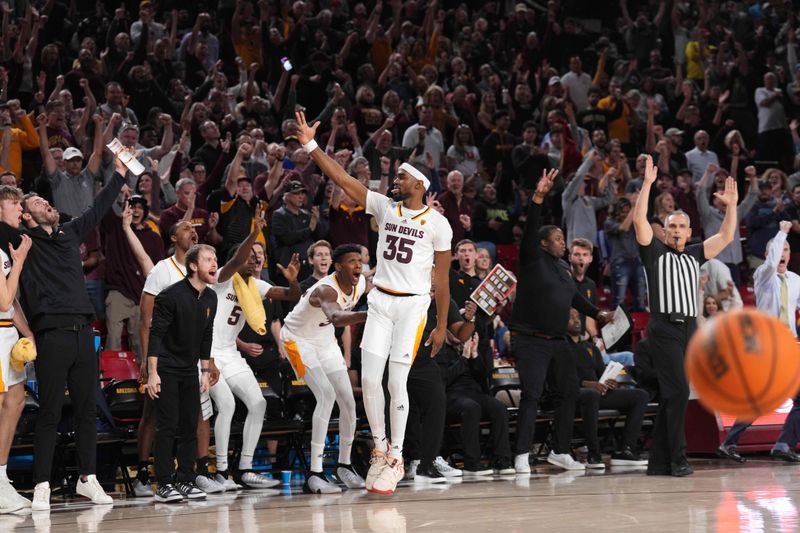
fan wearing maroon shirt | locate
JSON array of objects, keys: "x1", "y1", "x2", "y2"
[
  {"x1": 437, "y1": 170, "x2": 474, "y2": 249},
  {"x1": 158, "y1": 178, "x2": 222, "y2": 247},
  {"x1": 101, "y1": 195, "x2": 165, "y2": 359}
]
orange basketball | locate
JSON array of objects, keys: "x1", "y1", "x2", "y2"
[{"x1": 685, "y1": 307, "x2": 800, "y2": 421}]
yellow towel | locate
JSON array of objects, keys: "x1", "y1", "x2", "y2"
[
  {"x1": 232, "y1": 272, "x2": 267, "y2": 335},
  {"x1": 10, "y1": 337, "x2": 36, "y2": 371}
]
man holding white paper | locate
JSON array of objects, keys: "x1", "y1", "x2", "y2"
[{"x1": 568, "y1": 309, "x2": 649, "y2": 468}]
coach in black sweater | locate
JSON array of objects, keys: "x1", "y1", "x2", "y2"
[
  {"x1": 508, "y1": 169, "x2": 612, "y2": 474},
  {"x1": 0, "y1": 153, "x2": 129, "y2": 508}
]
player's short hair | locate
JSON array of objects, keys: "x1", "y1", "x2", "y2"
[
  {"x1": 455, "y1": 239, "x2": 477, "y2": 252},
  {"x1": 185, "y1": 244, "x2": 215, "y2": 278},
  {"x1": 570, "y1": 238, "x2": 594, "y2": 252},
  {"x1": 307, "y1": 239, "x2": 332, "y2": 260},
  {"x1": 0, "y1": 185, "x2": 21, "y2": 202},
  {"x1": 332, "y1": 244, "x2": 363, "y2": 264}
]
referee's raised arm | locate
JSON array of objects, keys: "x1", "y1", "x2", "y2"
[{"x1": 633, "y1": 155, "x2": 656, "y2": 246}]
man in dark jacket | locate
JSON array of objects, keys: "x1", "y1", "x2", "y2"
[
  {"x1": 271, "y1": 180, "x2": 329, "y2": 284},
  {"x1": 0, "y1": 153, "x2": 130, "y2": 511}
]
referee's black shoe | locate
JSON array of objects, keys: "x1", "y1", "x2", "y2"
[{"x1": 670, "y1": 459, "x2": 694, "y2": 477}]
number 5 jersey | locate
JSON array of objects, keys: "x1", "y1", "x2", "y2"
[{"x1": 366, "y1": 190, "x2": 452, "y2": 295}]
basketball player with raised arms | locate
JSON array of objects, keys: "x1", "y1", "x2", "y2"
[
  {"x1": 208, "y1": 206, "x2": 302, "y2": 491},
  {"x1": 296, "y1": 110, "x2": 453, "y2": 495},
  {"x1": 281, "y1": 243, "x2": 369, "y2": 494}
]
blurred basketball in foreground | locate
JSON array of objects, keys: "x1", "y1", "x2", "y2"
[{"x1": 685, "y1": 308, "x2": 800, "y2": 421}]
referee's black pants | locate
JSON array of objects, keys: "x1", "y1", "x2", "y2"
[
  {"x1": 154, "y1": 370, "x2": 200, "y2": 485},
  {"x1": 405, "y1": 362, "x2": 446, "y2": 468},
  {"x1": 33, "y1": 325, "x2": 97, "y2": 484},
  {"x1": 647, "y1": 316, "x2": 694, "y2": 469},
  {"x1": 512, "y1": 334, "x2": 577, "y2": 455}
]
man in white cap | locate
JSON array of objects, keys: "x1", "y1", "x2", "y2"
[
  {"x1": 37, "y1": 113, "x2": 105, "y2": 219},
  {"x1": 295, "y1": 110, "x2": 453, "y2": 495}
]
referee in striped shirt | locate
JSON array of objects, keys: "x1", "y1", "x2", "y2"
[{"x1": 633, "y1": 156, "x2": 739, "y2": 477}]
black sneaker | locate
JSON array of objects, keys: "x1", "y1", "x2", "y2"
[
  {"x1": 414, "y1": 463, "x2": 447, "y2": 483},
  {"x1": 716, "y1": 446, "x2": 746, "y2": 464},
  {"x1": 771, "y1": 449, "x2": 800, "y2": 462},
  {"x1": 493, "y1": 458, "x2": 516, "y2": 475},
  {"x1": 175, "y1": 481, "x2": 207, "y2": 500},
  {"x1": 154, "y1": 483, "x2": 184, "y2": 503},
  {"x1": 670, "y1": 459, "x2": 694, "y2": 477},
  {"x1": 586, "y1": 453, "x2": 606, "y2": 469},
  {"x1": 610, "y1": 447, "x2": 648, "y2": 466},
  {"x1": 462, "y1": 461, "x2": 493, "y2": 477}
]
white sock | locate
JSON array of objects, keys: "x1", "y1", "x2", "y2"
[
  {"x1": 516, "y1": 453, "x2": 529, "y2": 464},
  {"x1": 361, "y1": 350, "x2": 389, "y2": 452},
  {"x1": 327, "y1": 369, "x2": 356, "y2": 466},
  {"x1": 302, "y1": 365, "x2": 337, "y2": 473},
  {"x1": 228, "y1": 372, "x2": 267, "y2": 473},
  {"x1": 210, "y1": 378, "x2": 236, "y2": 473},
  {"x1": 36, "y1": 481, "x2": 49, "y2": 490},
  {"x1": 0, "y1": 464, "x2": 7, "y2": 480},
  {"x1": 387, "y1": 361, "x2": 411, "y2": 460}
]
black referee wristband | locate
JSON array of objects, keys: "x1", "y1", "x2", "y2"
[{"x1": 200, "y1": 368, "x2": 211, "y2": 373}]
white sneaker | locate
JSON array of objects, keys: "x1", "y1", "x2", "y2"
[
  {"x1": 196, "y1": 474, "x2": 225, "y2": 494},
  {"x1": 365, "y1": 449, "x2": 387, "y2": 491},
  {"x1": 370, "y1": 457, "x2": 404, "y2": 495},
  {"x1": 0, "y1": 478, "x2": 23, "y2": 514},
  {"x1": 32, "y1": 483, "x2": 50, "y2": 512},
  {"x1": 405, "y1": 460, "x2": 419, "y2": 481},
  {"x1": 433, "y1": 457, "x2": 462, "y2": 477},
  {"x1": 336, "y1": 464, "x2": 365, "y2": 489},
  {"x1": 210, "y1": 473, "x2": 237, "y2": 492},
  {"x1": 0, "y1": 477, "x2": 30, "y2": 510},
  {"x1": 514, "y1": 453, "x2": 531, "y2": 474},
  {"x1": 239, "y1": 471, "x2": 280, "y2": 489},
  {"x1": 132, "y1": 479, "x2": 154, "y2": 497},
  {"x1": 303, "y1": 472, "x2": 342, "y2": 494},
  {"x1": 547, "y1": 451, "x2": 586, "y2": 471},
  {"x1": 76, "y1": 475, "x2": 114, "y2": 505}
]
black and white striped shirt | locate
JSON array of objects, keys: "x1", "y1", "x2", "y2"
[{"x1": 640, "y1": 240, "x2": 706, "y2": 317}]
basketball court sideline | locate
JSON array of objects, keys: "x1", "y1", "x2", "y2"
[{"x1": 3, "y1": 458, "x2": 800, "y2": 532}]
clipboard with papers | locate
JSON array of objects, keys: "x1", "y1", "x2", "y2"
[{"x1": 469, "y1": 264, "x2": 517, "y2": 316}]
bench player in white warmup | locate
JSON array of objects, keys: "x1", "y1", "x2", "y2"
[
  {"x1": 296, "y1": 110, "x2": 453, "y2": 495},
  {"x1": 281, "y1": 244, "x2": 369, "y2": 494},
  {"x1": 0, "y1": 186, "x2": 33, "y2": 514},
  {"x1": 208, "y1": 206, "x2": 302, "y2": 490}
]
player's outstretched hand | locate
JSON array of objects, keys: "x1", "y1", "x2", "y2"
[
  {"x1": 295, "y1": 110, "x2": 320, "y2": 146},
  {"x1": 425, "y1": 326, "x2": 447, "y2": 357},
  {"x1": 277, "y1": 252, "x2": 301, "y2": 283}
]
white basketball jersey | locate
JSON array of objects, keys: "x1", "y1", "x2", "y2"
[
  {"x1": 0, "y1": 249, "x2": 14, "y2": 320},
  {"x1": 211, "y1": 277, "x2": 271, "y2": 354},
  {"x1": 283, "y1": 273, "x2": 366, "y2": 343},
  {"x1": 366, "y1": 191, "x2": 452, "y2": 295},
  {"x1": 142, "y1": 255, "x2": 187, "y2": 296}
]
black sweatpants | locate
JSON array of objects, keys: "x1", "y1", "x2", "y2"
[
  {"x1": 578, "y1": 387, "x2": 650, "y2": 455},
  {"x1": 154, "y1": 370, "x2": 200, "y2": 485},
  {"x1": 512, "y1": 334, "x2": 577, "y2": 455},
  {"x1": 446, "y1": 387, "x2": 511, "y2": 465},
  {"x1": 647, "y1": 316, "x2": 694, "y2": 467},
  {"x1": 33, "y1": 325, "x2": 97, "y2": 484},
  {"x1": 405, "y1": 362, "x2": 446, "y2": 468}
]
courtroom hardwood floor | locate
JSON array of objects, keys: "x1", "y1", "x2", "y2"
[{"x1": 4, "y1": 458, "x2": 800, "y2": 532}]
